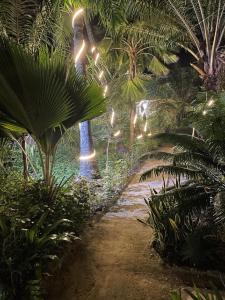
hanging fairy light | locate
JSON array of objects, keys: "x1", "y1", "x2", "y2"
[
  {"x1": 95, "y1": 53, "x2": 100, "y2": 65},
  {"x1": 113, "y1": 130, "x2": 121, "y2": 137},
  {"x1": 207, "y1": 98, "x2": 214, "y2": 107},
  {"x1": 91, "y1": 46, "x2": 96, "y2": 53},
  {"x1": 144, "y1": 121, "x2": 148, "y2": 132},
  {"x1": 79, "y1": 150, "x2": 96, "y2": 161},
  {"x1": 110, "y1": 109, "x2": 115, "y2": 127},
  {"x1": 137, "y1": 134, "x2": 143, "y2": 140},
  {"x1": 103, "y1": 85, "x2": 108, "y2": 97},
  {"x1": 133, "y1": 114, "x2": 137, "y2": 127},
  {"x1": 75, "y1": 40, "x2": 86, "y2": 64},
  {"x1": 98, "y1": 70, "x2": 104, "y2": 80},
  {"x1": 72, "y1": 8, "x2": 84, "y2": 28}
]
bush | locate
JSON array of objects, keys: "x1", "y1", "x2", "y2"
[{"x1": 0, "y1": 178, "x2": 91, "y2": 299}]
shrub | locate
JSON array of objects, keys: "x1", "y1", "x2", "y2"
[{"x1": 0, "y1": 178, "x2": 91, "y2": 299}]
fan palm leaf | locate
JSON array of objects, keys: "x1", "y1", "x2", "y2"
[{"x1": 0, "y1": 38, "x2": 105, "y2": 183}]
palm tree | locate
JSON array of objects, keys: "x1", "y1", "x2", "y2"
[
  {"x1": 0, "y1": 0, "x2": 70, "y2": 180},
  {"x1": 67, "y1": 0, "x2": 132, "y2": 178},
  {"x1": 103, "y1": 21, "x2": 178, "y2": 147},
  {"x1": 0, "y1": 38, "x2": 105, "y2": 185},
  {"x1": 160, "y1": 0, "x2": 225, "y2": 91},
  {"x1": 141, "y1": 92, "x2": 225, "y2": 223}
]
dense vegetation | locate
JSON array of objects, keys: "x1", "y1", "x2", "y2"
[{"x1": 0, "y1": 0, "x2": 225, "y2": 299}]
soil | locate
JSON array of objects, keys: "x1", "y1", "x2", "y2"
[{"x1": 46, "y1": 154, "x2": 223, "y2": 300}]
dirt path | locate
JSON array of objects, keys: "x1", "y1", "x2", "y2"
[{"x1": 47, "y1": 158, "x2": 188, "y2": 300}]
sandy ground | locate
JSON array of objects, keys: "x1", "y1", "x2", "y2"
[{"x1": 46, "y1": 156, "x2": 220, "y2": 300}]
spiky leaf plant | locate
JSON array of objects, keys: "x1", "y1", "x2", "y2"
[{"x1": 140, "y1": 93, "x2": 225, "y2": 269}]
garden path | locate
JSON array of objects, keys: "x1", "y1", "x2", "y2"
[{"x1": 48, "y1": 151, "x2": 190, "y2": 300}]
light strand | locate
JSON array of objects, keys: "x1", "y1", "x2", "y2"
[
  {"x1": 103, "y1": 85, "x2": 108, "y2": 97},
  {"x1": 72, "y1": 8, "x2": 84, "y2": 28},
  {"x1": 113, "y1": 130, "x2": 121, "y2": 137},
  {"x1": 144, "y1": 121, "x2": 147, "y2": 132},
  {"x1": 110, "y1": 109, "x2": 115, "y2": 127},
  {"x1": 98, "y1": 70, "x2": 104, "y2": 80},
  {"x1": 79, "y1": 150, "x2": 96, "y2": 161},
  {"x1": 137, "y1": 134, "x2": 143, "y2": 140},
  {"x1": 91, "y1": 46, "x2": 96, "y2": 53},
  {"x1": 95, "y1": 53, "x2": 100, "y2": 65},
  {"x1": 133, "y1": 114, "x2": 137, "y2": 127},
  {"x1": 75, "y1": 40, "x2": 86, "y2": 64}
]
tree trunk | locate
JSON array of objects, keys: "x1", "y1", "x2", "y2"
[
  {"x1": 204, "y1": 74, "x2": 219, "y2": 92},
  {"x1": 73, "y1": 12, "x2": 100, "y2": 179},
  {"x1": 79, "y1": 121, "x2": 99, "y2": 178},
  {"x1": 21, "y1": 136, "x2": 29, "y2": 182}
]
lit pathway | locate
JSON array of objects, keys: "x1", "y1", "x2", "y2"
[{"x1": 48, "y1": 157, "x2": 187, "y2": 300}]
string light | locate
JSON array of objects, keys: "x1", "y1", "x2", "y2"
[
  {"x1": 75, "y1": 40, "x2": 86, "y2": 64},
  {"x1": 203, "y1": 110, "x2": 207, "y2": 116},
  {"x1": 91, "y1": 46, "x2": 96, "y2": 53},
  {"x1": 79, "y1": 150, "x2": 96, "y2": 161},
  {"x1": 72, "y1": 8, "x2": 84, "y2": 28},
  {"x1": 110, "y1": 109, "x2": 115, "y2": 127},
  {"x1": 103, "y1": 85, "x2": 108, "y2": 97},
  {"x1": 95, "y1": 53, "x2": 100, "y2": 65},
  {"x1": 113, "y1": 130, "x2": 121, "y2": 137},
  {"x1": 98, "y1": 70, "x2": 104, "y2": 80},
  {"x1": 137, "y1": 134, "x2": 143, "y2": 140},
  {"x1": 133, "y1": 114, "x2": 137, "y2": 127},
  {"x1": 207, "y1": 98, "x2": 214, "y2": 107},
  {"x1": 144, "y1": 121, "x2": 148, "y2": 132}
]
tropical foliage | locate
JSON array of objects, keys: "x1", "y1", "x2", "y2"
[{"x1": 141, "y1": 93, "x2": 225, "y2": 270}]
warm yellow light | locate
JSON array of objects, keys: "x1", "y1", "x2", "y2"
[
  {"x1": 110, "y1": 109, "x2": 115, "y2": 127},
  {"x1": 133, "y1": 114, "x2": 137, "y2": 127},
  {"x1": 137, "y1": 134, "x2": 143, "y2": 140},
  {"x1": 203, "y1": 110, "x2": 207, "y2": 116},
  {"x1": 91, "y1": 46, "x2": 96, "y2": 53},
  {"x1": 79, "y1": 150, "x2": 96, "y2": 161},
  {"x1": 95, "y1": 53, "x2": 100, "y2": 65},
  {"x1": 113, "y1": 130, "x2": 121, "y2": 137},
  {"x1": 72, "y1": 8, "x2": 84, "y2": 28},
  {"x1": 144, "y1": 121, "x2": 147, "y2": 132},
  {"x1": 207, "y1": 98, "x2": 214, "y2": 107},
  {"x1": 75, "y1": 40, "x2": 85, "y2": 64},
  {"x1": 103, "y1": 85, "x2": 108, "y2": 97},
  {"x1": 98, "y1": 70, "x2": 104, "y2": 80}
]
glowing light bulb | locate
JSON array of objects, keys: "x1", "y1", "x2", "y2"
[
  {"x1": 75, "y1": 40, "x2": 85, "y2": 64},
  {"x1": 79, "y1": 150, "x2": 96, "y2": 161},
  {"x1": 95, "y1": 53, "x2": 100, "y2": 65},
  {"x1": 133, "y1": 114, "x2": 137, "y2": 127},
  {"x1": 113, "y1": 130, "x2": 121, "y2": 137},
  {"x1": 72, "y1": 8, "x2": 84, "y2": 28},
  {"x1": 98, "y1": 70, "x2": 104, "y2": 80},
  {"x1": 91, "y1": 46, "x2": 96, "y2": 53},
  {"x1": 144, "y1": 121, "x2": 147, "y2": 132},
  {"x1": 110, "y1": 109, "x2": 115, "y2": 127},
  {"x1": 207, "y1": 98, "x2": 214, "y2": 107},
  {"x1": 203, "y1": 110, "x2": 207, "y2": 116},
  {"x1": 137, "y1": 134, "x2": 143, "y2": 140},
  {"x1": 103, "y1": 85, "x2": 108, "y2": 97}
]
